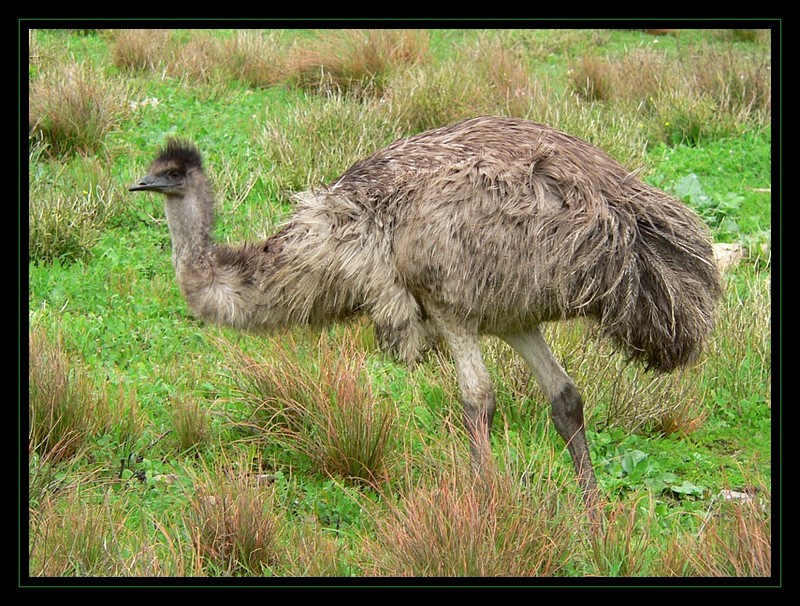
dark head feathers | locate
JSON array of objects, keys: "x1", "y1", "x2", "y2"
[{"x1": 153, "y1": 138, "x2": 203, "y2": 172}]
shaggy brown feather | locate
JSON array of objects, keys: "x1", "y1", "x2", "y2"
[
  {"x1": 306, "y1": 117, "x2": 721, "y2": 370},
  {"x1": 133, "y1": 117, "x2": 720, "y2": 371}
]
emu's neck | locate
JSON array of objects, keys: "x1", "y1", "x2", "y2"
[
  {"x1": 164, "y1": 178, "x2": 215, "y2": 267},
  {"x1": 160, "y1": 177, "x2": 354, "y2": 333},
  {"x1": 162, "y1": 175, "x2": 247, "y2": 328},
  {"x1": 161, "y1": 181, "x2": 380, "y2": 335}
]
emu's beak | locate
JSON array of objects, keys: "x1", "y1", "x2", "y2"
[{"x1": 129, "y1": 175, "x2": 167, "y2": 192}]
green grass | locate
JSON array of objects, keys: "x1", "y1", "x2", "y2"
[{"x1": 26, "y1": 26, "x2": 774, "y2": 581}]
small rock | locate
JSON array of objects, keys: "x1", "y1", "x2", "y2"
[
  {"x1": 713, "y1": 243, "x2": 746, "y2": 272},
  {"x1": 718, "y1": 489, "x2": 755, "y2": 502},
  {"x1": 153, "y1": 473, "x2": 179, "y2": 485}
]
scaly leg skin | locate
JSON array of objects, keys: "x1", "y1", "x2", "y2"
[
  {"x1": 433, "y1": 314, "x2": 496, "y2": 473},
  {"x1": 502, "y1": 327, "x2": 601, "y2": 524}
]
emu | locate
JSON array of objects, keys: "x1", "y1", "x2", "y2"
[{"x1": 130, "y1": 116, "x2": 722, "y2": 517}]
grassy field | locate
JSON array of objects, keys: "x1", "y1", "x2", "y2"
[{"x1": 26, "y1": 27, "x2": 773, "y2": 582}]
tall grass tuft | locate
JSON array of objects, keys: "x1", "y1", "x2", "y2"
[
  {"x1": 29, "y1": 326, "x2": 103, "y2": 465},
  {"x1": 587, "y1": 495, "x2": 656, "y2": 576},
  {"x1": 382, "y1": 59, "x2": 479, "y2": 133},
  {"x1": 703, "y1": 268, "x2": 771, "y2": 409},
  {"x1": 286, "y1": 29, "x2": 428, "y2": 97},
  {"x1": 650, "y1": 389, "x2": 710, "y2": 438},
  {"x1": 571, "y1": 55, "x2": 615, "y2": 102},
  {"x1": 111, "y1": 29, "x2": 292, "y2": 89},
  {"x1": 721, "y1": 29, "x2": 770, "y2": 44},
  {"x1": 30, "y1": 480, "x2": 194, "y2": 576},
  {"x1": 28, "y1": 61, "x2": 131, "y2": 157},
  {"x1": 170, "y1": 30, "x2": 288, "y2": 88},
  {"x1": 691, "y1": 46, "x2": 771, "y2": 119},
  {"x1": 170, "y1": 396, "x2": 212, "y2": 453},
  {"x1": 219, "y1": 30, "x2": 288, "y2": 88},
  {"x1": 362, "y1": 444, "x2": 578, "y2": 576},
  {"x1": 167, "y1": 33, "x2": 227, "y2": 88},
  {"x1": 382, "y1": 38, "x2": 541, "y2": 133},
  {"x1": 223, "y1": 329, "x2": 397, "y2": 485},
  {"x1": 111, "y1": 28, "x2": 171, "y2": 71},
  {"x1": 28, "y1": 324, "x2": 144, "y2": 513},
  {"x1": 566, "y1": 42, "x2": 770, "y2": 146},
  {"x1": 29, "y1": 145, "x2": 124, "y2": 263},
  {"x1": 29, "y1": 489, "x2": 129, "y2": 576},
  {"x1": 276, "y1": 517, "x2": 353, "y2": 576},
  {"x1": 659, "y1": 486, "x2": 771, "y2": 576},
  {"x1": 259, "y1": 93, "x2": 401, "y2": 192},
  {"x1": 185, "y1": 457, "x2": 281, "y2": 576}
]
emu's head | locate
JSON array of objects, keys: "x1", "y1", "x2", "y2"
[{"x1": 129, "y1": 139, "x2": 203, "y2": 196}]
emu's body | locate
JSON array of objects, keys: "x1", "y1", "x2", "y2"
[{"x1": 131, "y1": 116, "x2": 721, "y2": 515}]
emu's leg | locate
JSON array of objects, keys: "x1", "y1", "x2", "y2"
[
  {"x1": 502, "y1": 327, "x2": 599, "y2": 518},
  {"x1": 433, "y1": 317, "x2": 496, "y2": 471}
]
